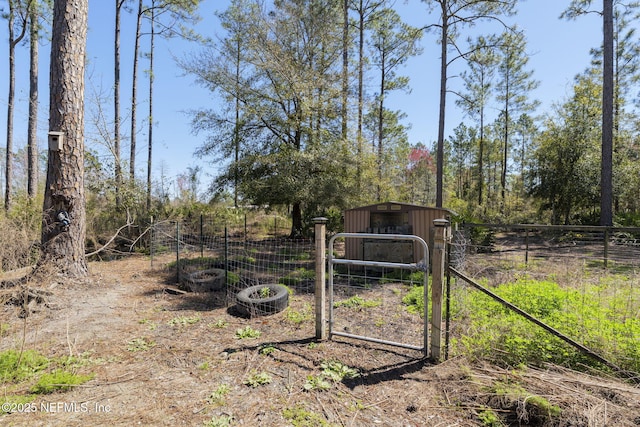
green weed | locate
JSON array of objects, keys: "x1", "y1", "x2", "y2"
[
  {"x1": 203, "y1": 415, "x2": 233, "y2": 427},
  {"x1": 168, "y1": 315, "x2": 201, "y2": 327},
  {"x1": 402, "y1": 285, "x2": 426, "y2": 317},
  {"x1": 478, "y1": 407, "x2": 504, "y2": 426},
  {"x1": 333, "y1": 296, "x2": 381, "y2": 310},
  {"x1": 210, "y1": 319, "x2": 229, "y2": 329},
  {"x1": 283, "y1": 404, "x2": 332, "y2": 426},
  {"x1": 303, "y1": 375, "x2": 332, "y2": 391},
  {"x1": 280, "y1": 268, "x2": 315, "y2": 287},
  {"x1": 207, "y1": 383, "x2": 231, "y2": 405},
  {"x1": 243, "y1": 370, "x2": 272, "y2": 387},
  {"x1": 259, "y1": 344, "x2": 278, "y2": 356},
  {"x1": 235, "y1": 326, "x2": 261, "y2": 339},
  {"x1": 284, "y1": 303, "x2": 313, "y2": 325},
  {"x1": 0, "y1": 349, "x2": 49, "y2": 382},
  {"x1": 30, "y1": 370, "x2": 94, "y2": 394},
  {"x1": 453, "y1": 276, "x2": 640, "y2": 372},
  {"x1": 127, "y1": 337, "x2": 155, "y2": 352},
  {"x1": 320, "y1": 360, "x2": 360, "y2": 381}
]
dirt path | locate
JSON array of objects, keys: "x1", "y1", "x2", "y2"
[{"x1": 1, "y1": 256, "x2": 639, "y2": 426}]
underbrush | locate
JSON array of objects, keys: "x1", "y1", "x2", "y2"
[
  {"x1": 450, "y1": 276, "x2": 640, "y2": 374},
  {"x1": 400, "y1": 272, "x2": 640, "y2": 375},
  {"x1": 0, "y1": 202, "x2": 41, "y2": 273}
]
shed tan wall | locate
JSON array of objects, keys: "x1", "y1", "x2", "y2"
[
  {"x1": 344, "y1": 209, "x2": 370, "y2": 260},
  {"x1": 344, "y1": 205, "x2": 450, "y2": 263}
]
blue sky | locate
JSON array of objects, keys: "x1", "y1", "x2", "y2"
[{"x1": 0, "y1": 0, "x2": 602, "y2": 196}]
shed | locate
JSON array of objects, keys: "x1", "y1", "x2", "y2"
[{"x1": 343, "y1": 202, "x2": 454, "y2": 264}]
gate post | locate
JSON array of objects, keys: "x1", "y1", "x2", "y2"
[
  {"x1": 431, "y1": 218, "x2": 450, "y2": 361},
  {"x1": 313, "y1": 217, "x2": 328, "y2": 340}
]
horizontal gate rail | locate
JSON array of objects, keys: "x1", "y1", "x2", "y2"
[{"x1": 328, "y1": 233, "x2": 430, "y2": 357}]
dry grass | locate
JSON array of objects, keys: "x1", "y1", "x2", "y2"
[{"x1": 0, "y1": 255, "x2": 639, "y2": 426}]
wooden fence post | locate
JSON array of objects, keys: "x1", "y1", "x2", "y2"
[
  {"x1": 431, "y1": 218, "x2": 450, "y2": 361},
  {"x1": 313, "y1": 217, "x2": 328, "y2": 340}
]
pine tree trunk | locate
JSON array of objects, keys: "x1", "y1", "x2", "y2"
[
  {"x1": 114, "y1": 0, "x2": 123, "y2": 207},
  {"x1": 601, "y1": 0, "x2": 613, "y2": 226},
  {"x1": 28, "y1": 6, "x2": 39, "y2": 200},
  {"x1": 435, "y1": 7, "x2": 447, "y2": 208},
  {"x1": 146, "y1": 7, "x2": 155, "y2": 211},
  {"x1": 130, "y1": 0, "x2": 143, "y2": 182},
  {"x1": 41, "y1": 0, "x2": 89, "y2": 277}
]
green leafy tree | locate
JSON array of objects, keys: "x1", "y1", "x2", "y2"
[
  {"x1": 561, "y1": 0, "x2": 634, "y2": 225},
  {"x1": 184, "y1": 0, "x2": 347, "y2": 236},
  {"x1": 529, "y1": 72, "x2": 602, "y2": 224},
  {"x1": 181, "y1": 0, "x2": 259, "y2": 207}
]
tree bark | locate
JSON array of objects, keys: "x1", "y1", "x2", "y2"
[
  {"x1": 146, "y1": 5, "x2": 156, "y2": 211},
  {"x1": 41, "y1": 0, "x2": 89, "y2": 277},
  {"x1": 600, "y1": 0, "x2": 613, "y2": 226},
  {"x1": 5, "y1": 1, "x2": 30, "y2": 210},
  {"x1": 130, "y1": 0, "x2": 143, "y2": 182},
  {"x1": 28, "y1": 3, "x2": 39, "y2": 199},
  {"x1": 114, "y1": 0, "x2": 124, "y2": 207},
  {"x1": 435, "y1": 2, "x2": 447, "y2": 208}
]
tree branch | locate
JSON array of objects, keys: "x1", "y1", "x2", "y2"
[{"x1": 85, "y1": 212, "x2": 134, "y2": 258}]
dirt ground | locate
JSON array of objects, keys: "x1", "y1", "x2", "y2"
[{"x1": 1, "y1": 256, "x2": 640, "y2": 427}]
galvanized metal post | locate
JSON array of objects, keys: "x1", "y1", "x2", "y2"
[
  {"x1": 150, "y1": 216, "x2": 155, "y2": 269},
  {"x1": 200, "y1": 214, "x2": 204, "y2": 258},
  {"x1": 431, "y1": 218, "x2": 449, "y2": 361},
  {"x1": 313, "y1": 217, "x2": 328, "y2": 340},
  {"x1": 176, "y1": 221, "x2": 181, "y2": 284}
]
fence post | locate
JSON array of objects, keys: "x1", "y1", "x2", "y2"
[
  {"x1": 313, "y1": 217, "x2": 328, "y2": 340},
  {"x1": 176, "y1": 221, "x2": 181, "y2": 284},
  {"x1": 431, "y1": 218, "x2": 450, "y2": 361},
  {"x1": 525, "y1": 228, "x2": 529, "y2": 265},
  {"x1": 150, "y1": 216, "x2": 155, "y2": 269},
  {"x1": 200, "y1": 214, "x2": 204, "y2": 258},
  {"x1": 604, "y1": 227, "x2": 609, "y2": 268}
]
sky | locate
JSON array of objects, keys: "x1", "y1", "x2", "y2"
[{"x1": 0, "y1": 0, "x2": 603, "y2": 198}]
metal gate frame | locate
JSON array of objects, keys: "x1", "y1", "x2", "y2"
[{"x1": 327, "y1": 233, "x2": 430, "y2": 357}]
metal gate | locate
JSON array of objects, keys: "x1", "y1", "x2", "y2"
[{"x1": 327, "y1": 233, "x2": 430, "y2": 357}]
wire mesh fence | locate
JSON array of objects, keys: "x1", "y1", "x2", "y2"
[
  {"x1": 150, "y1": 217, "x2": 315, "y2": 308},
  {"x1": 447, "y1": 224, "x2": 640, "y2": 375},
  {"x1": 150, "y1": 217, "x2": 640, "y2": 373},
  {"x1": 329, "y1": 261, "x2": 428, "y2": 354},
  {"x1": 453, "y1": 224, "x2": 640, "y2": 270}
]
